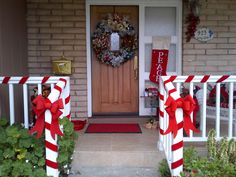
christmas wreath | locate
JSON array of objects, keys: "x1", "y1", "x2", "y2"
[{"x1": 92, "y1": 14, "x2": 137, "y2": 67}]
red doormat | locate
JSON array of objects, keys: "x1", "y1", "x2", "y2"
[{"x1": 85, "y1": 123, "x2": 142, "y2": 133}]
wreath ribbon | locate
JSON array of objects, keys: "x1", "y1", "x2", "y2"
[
  {"x1": 29, "y1": 95, "x2": 64, "y2": 139},
  {"x1": 164, "y1": 95, "x2": 200, "y2": 138}
]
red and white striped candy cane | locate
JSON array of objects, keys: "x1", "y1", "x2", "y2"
[
  {"x1": 59, "y1": 78, "x2": 71, "y2": 120},
  {"x1": 159, "y1": 75, "x2": 183, "y2": 177},
  {"x1": 45, "y1": 78, "x2": 68, "y2": 177}
]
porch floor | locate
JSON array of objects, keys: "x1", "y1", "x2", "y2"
[
  {"x1": 69, "y1": 117, "x2": 163, "y2": 177},
  {"x1": 68, "y1": 117, "x2": 222, "y2": 176}
]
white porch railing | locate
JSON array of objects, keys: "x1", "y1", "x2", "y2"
[
  {"x1": 158, "y1": 75, "x2": 236, "y2": 177},
  {"x1": 0, "y1": 76, "x2": 71, "y2": 177}
]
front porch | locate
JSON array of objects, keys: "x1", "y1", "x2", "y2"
[
  {"x1": 1, "y1": 75, "x2": 236, "y2": 176},
  {"x1": 71, "y1": 117, "x2": 162, "y2": 177},
  {"x1": 69, "y1": 117, "x2": 229, "y2": 177},
  {"x1": 1, "y1": 0, "x2": 236, "y2": 176}
]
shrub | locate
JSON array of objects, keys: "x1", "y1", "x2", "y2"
[
  {"x1": 181, "y1": 129, "x2": 236, "y2": 177},
  {"x1": 0, "y1": 119, "x2": 47, "y2": 177},
  {"x1": 58, "y1": 117, "x2": 78, "y2": 176},
  {"x1": 158, "y1": 147, "x2": 198, "y2": 177},
  {"x1": 207, "y1": 129, "x2": 236, "y2": 165},
  {"x1": 0, "y1": 117, "x2": 77, "y2": 177},
  {"x1": 158, "y1": 159, "x2": 171, "y2": 177},
  {"x1": 158, "y1": 129, "x2": 236, "y2": 177}
]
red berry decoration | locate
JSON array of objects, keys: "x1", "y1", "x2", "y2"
[{"x1": 185, "y1": 0, "x2": 200, "y2": 42}]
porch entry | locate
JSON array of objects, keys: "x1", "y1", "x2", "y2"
[{"x1": 91, "y1": 6, "x2": 139, "y2": 116}]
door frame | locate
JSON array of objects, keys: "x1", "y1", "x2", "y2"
[{"x1": 86, "y1": 0, "x2": 182, "y2": 117}]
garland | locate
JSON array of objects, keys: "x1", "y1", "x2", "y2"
[{"x1": 92, "y1": 14, "x2": 137, "y2": 67}]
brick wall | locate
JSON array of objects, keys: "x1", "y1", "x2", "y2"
[
  {"x1": 183, "y1": 0, "x2": 236, "y2": 75},
  {"x1": 27, "y1": 0, "x2": 87, "y2": 119}
]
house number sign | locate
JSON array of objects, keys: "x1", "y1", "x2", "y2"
[{"x1": 194, "y1": 27, "x2": 214, "y2": 42}]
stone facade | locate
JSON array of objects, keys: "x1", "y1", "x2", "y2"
[
  {"x1": 27, "y1": 0, "x2": 236, "y2": 119},
  {"x1": 183, "y1": 0, "x2": 236, "y2": 74}
]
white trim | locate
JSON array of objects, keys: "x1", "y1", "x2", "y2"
[
  {"x1": 86, "y1": 3, "x2": 92, "y2": 117},
  {"x1": 86, "y1": 0, "x2": 182, "y2": 117},
  {"x1": 139, "y1": 4, "x2": 145, "y2": 116},
  {"x1": 177, "y1": 0, "x2": 183, "y2": 75},
  {"x1": 87, "y1": 0, "x2": 180, "y2": 6}
]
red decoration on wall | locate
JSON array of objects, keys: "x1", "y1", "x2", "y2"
[
  {"x1": 185, "y1": 0, "x2": 200, "y2": 42},
  {"x1": 149, "y1": 50, "x2": 169, "y2": 84},
  {"x1": 185, "y1": 13, "x2": 200, "y2": 42}
]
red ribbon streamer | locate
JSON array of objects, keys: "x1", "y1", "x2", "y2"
[
  {"x1": 164, "y1": 95, "x2": 200, "y2": 138},
  {"x1": 2, "y1": 76, "x2": 11, "y2": 84},
  {"x1": 29, "y1": 95, "x2": 64, "y2": 139}
]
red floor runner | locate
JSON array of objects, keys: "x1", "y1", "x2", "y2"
[{"x1": 85, "y1": 123, "x2": 142, "y2": 133}]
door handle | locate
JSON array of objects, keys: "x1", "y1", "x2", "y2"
[{"x1": 133, "y1": 56, "x2": 138, "y2": 80}]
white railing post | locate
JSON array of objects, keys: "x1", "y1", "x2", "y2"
[
  {"x1": 216, "y1": 83, "x2": 221, "y2": 138},
  {"x1": 189, "y1": 82, "x2": 194, "y2": 138},
  {"x1": 228, "y1": 82, "x2": 234, "y2": 138},
  {"x1": 37, "y1": 84, "x2": 42, "y2": 94},
  {"x1": 9, "y1": 84, "x2": 15, "y2": 125},
  {"x1": 23, "y1": 84, "x2": 29, "y2": 128},
  {"x1": 202, "y1": 83, "x2": 207, "y2": 138},
  {"x1": 158, "y1": 77, "x2": 165, "y2": 151}
]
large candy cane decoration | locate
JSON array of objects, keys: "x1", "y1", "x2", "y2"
[{"x1": 45, "y1": 78, "x2": 69, "y2": 177}]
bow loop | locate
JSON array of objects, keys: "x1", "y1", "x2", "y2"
[
  {"x1": 182, "y1": 100, "x2": 191, "y2": 111},
  {"x1": 29, "y1": 95, "x2": 64, "y2": 139},
  {"x1": 44, "y1": 98, "x2": 52, "y2": 109},
  {"x1": 164, "y1": 96, "x2": 178, "y2": 138},
  {"x1": 165, "y1": 96, "x2": 177, "y2": 112},
  {"x1": 182, "y1": 95, "x2": 195, "y2": 113},
  {"x1": 33, "y1": 95, "x2": 45, "y2": 111},
  {"x1": 164, "y1": 95, "x2": 200, "y2": 138},
  {"x1": 50, "y1": 99, "x2": 62, "y2": 114}
]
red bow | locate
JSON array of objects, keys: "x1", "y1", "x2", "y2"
[
  {"x1": 29, "y1": 95, "x2": 64, "y2": 139},
  {"x1": 164, "y1": 95, "x2": 200, "y2": 138}
]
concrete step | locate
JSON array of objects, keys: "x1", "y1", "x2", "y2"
[
  {"x1": 69, "y1": 167, "x2": 159, "y2": 177},
  {"x1": 72, "y1": 150, "x2": 165, "y2": 168}
]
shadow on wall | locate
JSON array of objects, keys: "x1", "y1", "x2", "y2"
[
  {"x1": 0, "y1": 85, "x2": 24, "y2": 123},
  {"x1": 0, "y1": 0, "x2": 28, "y2": 122},
  {"x1": 0, "y1": 86, "x2": 8, "y2": 119}
]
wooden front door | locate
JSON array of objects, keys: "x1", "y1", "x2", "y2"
[{"x1": 91, "y1": 6, "x2": 139, "y2": 115}]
